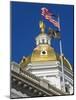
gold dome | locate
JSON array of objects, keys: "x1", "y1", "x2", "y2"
[
  {"x1": 19, "y1": 46, "x2": 72, "y2": 71},
  {"x1": 56, "y1": 54, "x2": 72, "y2": 70},
  {"x1": 31, "y1": 44, "x2": 57, "y2": 62}
]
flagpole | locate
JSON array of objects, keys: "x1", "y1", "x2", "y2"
[
  {"x1": 58, "y1": 16, "x2": 65, "y2": 92},
  {"x1": 41, "y1": 7, "x2": 65, "y2": 92}
]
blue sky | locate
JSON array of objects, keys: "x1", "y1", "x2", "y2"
[{"x1": 11, "y1": 2, "x2": 74, "y2": 65}]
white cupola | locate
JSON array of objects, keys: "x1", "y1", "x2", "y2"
[{"x1": 35, "y1": 21, "x2": 51, "y2": 46}]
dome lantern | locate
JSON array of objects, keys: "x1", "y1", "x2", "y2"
[{"x1": 36, "y1": 21, "x2": 51, "y2": 46}]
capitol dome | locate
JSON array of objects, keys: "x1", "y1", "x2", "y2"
[
  {"x1": 20, "y1": 21, "x2": 72, "y2": 71},
  {"x1": 31, "y1": 44, "x2": 57, "y2": 62}
]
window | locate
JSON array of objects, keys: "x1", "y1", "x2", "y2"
[
  {"x1": 42, "y1": 51, "x2": 46, "y2": 54},
  {"x1": 60, "y1": 76, "x2": 62, "y2": 81},
  {"x1": 65, "y1": 83, "x2": 70, "y2": 93},
  {"x1": 42, "y1": 39, "x2": 45, "y2": 44},
  {"x1": 41, "y1": 50, "x2": 47, "y2": 55},
  {"x1": 65, "y1": 86, "x2": 69, "y2": 93}
]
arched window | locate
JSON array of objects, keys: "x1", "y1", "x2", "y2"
[
  {"x1": 42, "y1": 39, "x2": 45, "y2": 44},
  {"x1": 65, "y1": 82, "x2": 70, "y2": 93}
]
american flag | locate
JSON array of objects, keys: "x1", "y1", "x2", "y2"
[{"x1": 41, "y1": 7, "x2": 60, "y2": 29}]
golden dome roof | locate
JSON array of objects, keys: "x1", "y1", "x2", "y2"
[
  {"x1": 19, "y1": 47, "x2": 72, "y2": 71},
  {"x1": 31, "y1": 44, "x2": 57, "y2": 62},
  {"x1": 56, "y1": 54, "x2": 72, "y2": 70}
]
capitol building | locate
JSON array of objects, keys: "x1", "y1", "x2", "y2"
[{"x1": 11, "y1": 21, "x2": 73, "y2": 98}]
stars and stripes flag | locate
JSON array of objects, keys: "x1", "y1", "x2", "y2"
[{"x1": 41, "y1": 7, "x2": 60, "y2": 29}]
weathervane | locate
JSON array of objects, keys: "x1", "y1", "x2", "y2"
[{"x1": 39, "y1": 21, "x2": 45, "y2": 33}]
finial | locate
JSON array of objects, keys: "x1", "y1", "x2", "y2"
[{"x1": 39, "y1": 21, "x2": 45, "y2": 33}]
